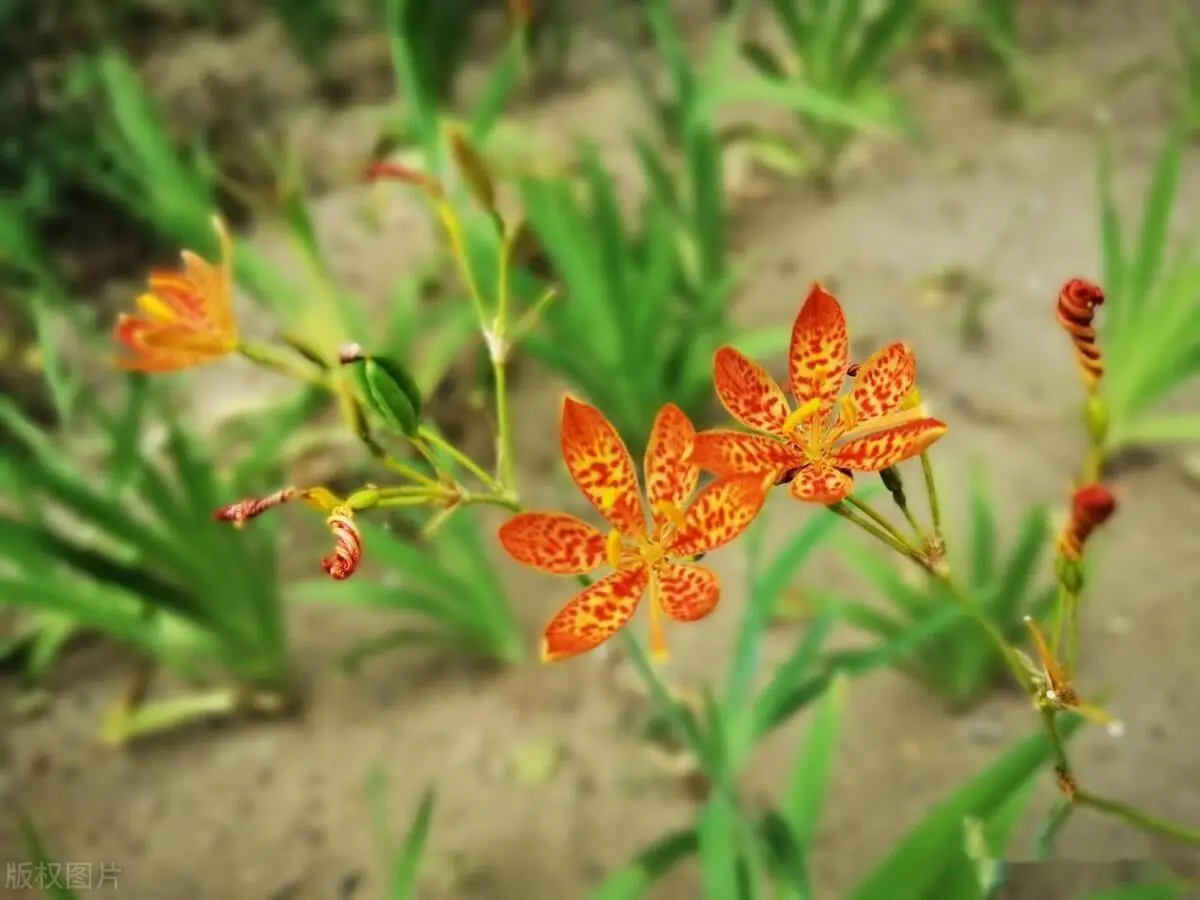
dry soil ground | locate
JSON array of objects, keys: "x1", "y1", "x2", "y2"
[{"x1": 5, "y1": 1, "x2": 1200, "y2": 898}]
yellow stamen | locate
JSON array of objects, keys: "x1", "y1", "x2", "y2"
[
  {"x1": 782, "y1": 398, "x2": 823, "y2": 436},
  {"x1": 839, "y1": 406, "x2": 930, "y2": 443},
  {"x1": 901, "y1": 387, "x2": 922, "y2": 410},
  {"x1": 136, "y1": 292, "x2": 180, "y2": 323},
  {"x1": 653, "y1": 501, "x2": 687, "y2": 531},
  {"x1": 606, "y1": 529, "x2": 624, "y2": 570},
  {"x1": 837, "y1": 394, "x2": 859, "y2": 431},
  {"x1": 649, "y1": 576, "x2": 669, "y2": 662}
]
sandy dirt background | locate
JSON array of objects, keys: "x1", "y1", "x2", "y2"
[{"x1": 4, "y1": 0, "x2": 1200, "y2": 897}]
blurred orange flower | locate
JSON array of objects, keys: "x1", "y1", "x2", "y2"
[
  {"x1": 499, "y1": 398, "x2": 767, "y2": 663},
  {"x1": 113, "y1": 216, "x2": 239, "y2": 371},
  {"x1": 693, "y1": 284, "x2": 947, "y2": 505}
]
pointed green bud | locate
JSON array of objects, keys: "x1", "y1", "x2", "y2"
[{"x1": 339, "y1": 343, "x2": 423, "y2": 438}]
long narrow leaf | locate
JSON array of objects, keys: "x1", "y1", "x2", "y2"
[{"x1": 849, "y1": 715, "x2": 1085, "y2": 900}]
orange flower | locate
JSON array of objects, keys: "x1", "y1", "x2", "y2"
[
  {"x1": 692, "y1": 284, "x2": 947, "y2": 505},
  {"x1": 499, "y1": 398, "x2": 768, "y2": 663},
  {"x1": 113, "y1": 216, "x2": 239, "y2": 371}
]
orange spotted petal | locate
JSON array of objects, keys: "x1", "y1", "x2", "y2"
[
  {"x1": 788, "y1": 284, "x2": 849, "y2": 425},
  {"x1": 644, "y1": 403, "x2": 699, "y2": 514},
  {"x1": 560, "y1": 396, "x2": 646, "y2": 536},
  {"x1": 691, "y1": 429, "x2": 804, "y2": 479},
  {"x1": 541, "y1": 566, "x2": 651, "y2": 662},
  {"x1": 830, "y1": 418, "x2": 947, "y2": 473},
  {"x1": 712, "y1": 346, "x2": 791, "y2": 435},
  {"x1": 656, "y1": 563, "x2": 720, "y2": 622},
  {"x1": 498, "y1": 512, "x2": 607, "y2": 575},
  {"x1": 789, "y1": 464, "x2": 854, "y2": 505},
  {"x1": 845, "y1": 342, "x2": 916, "y2": 425},
  {"x1": 670, "y1": 473, "x2": 767, "y2": 558}
]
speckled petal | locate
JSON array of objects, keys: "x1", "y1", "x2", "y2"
[
  {"x1": 560, "y1": 396, "x2": 646, "y2": 536},
  {"x1": 846, "y1": 342, "x2": 916, "y2": 425},
  {"x1": 656, "y1": 563, "x2": 720, "y2": 622},
  {"x1": 712, "y1": 346, "x2": 791, "y2": 435},
  {"x1": 691, "y1": 429, "x2": 804, "y2": 479},
  {"x1": 830, "y1": 419, "x2": 947, "y2": 472},
  {"x1": 670, "y1": 473, "x2": 767, "y2": 558},
  {"x1": 644, "y1": 403, "x2": 699, "y2": 514},
  {"x1": 541, "y1": 566, "x2": 651, "y2": 662},
  {"x1": 789, "y1": 464, "x2": 853, "y2": 505},
  {"x1": 788, "y1": 284, "x2": 850, "y2": 424},
  {"x1": 498, "y1": 512, "x2": 607, "y2": 574}
]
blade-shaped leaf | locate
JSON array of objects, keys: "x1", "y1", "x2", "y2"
[{"x1": 849, "y1": 715, "x2": 1085, "y2": 900}]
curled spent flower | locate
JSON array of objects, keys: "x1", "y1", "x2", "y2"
[
  {"x1": 498, "y1": 399, "x2": 768, "y2": 663},
  {"x1": 114, "y1": 216, "x2": 239, "y2": 372},
  {"x1": 1056, "y1": 279, "x2": 1106, "y2": 389},
  {"x1": 321, "y1": 506, "x2": 363, "y2": 580},
  {"x1": 214, "y1": 489, "x2": 298, "y2": 528},
  {"x1": 1058, "y1": 483, "x2": 1117, "y2": 562},
  {"x1": 1018, "y1": 615, "x2": 1123, "y2": 737},
  {"x1": 693, "y1": 284, "x2": 947, "y2": 505}
]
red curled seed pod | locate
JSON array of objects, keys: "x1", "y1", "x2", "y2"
[
  {"x1": 1056, "y1": 279, "x2": 1106, "y2": 388},
  {"x1": 1058, "y1": 483, "x2": 1117, "y2": 562},
  {"x1": 213, "y1": 488, "x2": 297, "y2": 528},
  {"x1": 321, "y1": 506, "x2": 363, "y2": 580}
]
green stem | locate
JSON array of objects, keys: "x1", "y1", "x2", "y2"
[
  {"x1": 361, "y1": 434, "x2": 440, "y2": 488},
  {"x1": 491, "y1": 225, "x2": 519, "y2": 493},
  {"x1": 941, "y1": 569, "x2": 1034, "y2": 693},
  {"x1": 418, "y1": 424, "x2": 499, "y2": 490},
  {"x1": 844, "y1": 495, "x2": 923, "y2": 557},
  {"x1": 920, "y1": 451, "x2": 943, "y2": 541},
  {"x1": 493, "y1": 355, "x2": 517, "y2": 491},
  {"x1": 1076, "y1": 790, "x2": 1200, "y2": 845},
  {"x1": 236, "y1": 341, "x2": 324, "y2": 385},
  {"x1": 460, "y1": 490, "x2": 521, "y2": 513},
  {"x1": 829, "y1": 502, "x2": 927, "y2": 565}
]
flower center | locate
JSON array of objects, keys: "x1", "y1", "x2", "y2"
[
  {"x1": 605, "y1": 501, "x2": 687, "y2": 571},
  {"x1": 781, "y1": 396, "x2": 859, "y2": 460}
]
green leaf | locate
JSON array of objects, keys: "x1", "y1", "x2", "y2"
[
  {"x1": 727, "y1": 506, "x2": 841, "y2": 712},
  {"x1": 984, "y1": 504, "x2": 1050, "y2": 628},
  {"x1": 966, "y1": 461, "x2": 999, "y2": 592},
  {"x1": 712, "y1": 76, "x2": 896, "y2": 135},
  {"x1": 752, "y1": 611, "x2": 838, "y2": 738},
  {"x1": 757, "y1": 811, "x2": 814, "y2": 899},
  {"x1": 366, "y1": 766, "x2": 437, "y2": 900},
  {"x1": 389, "y1": 788, "x2": 437, "y2": 898},
  {"x1": 849, "y1": 715, "x2": 1085, "y2": 900},
  {"x1": 729, "y1": 324, "x2": 793, "y2": 360},
  {"x1": 17, "y1": 810, "x2": 83, "y2": 900},
  {"x1": 783, "y1": 675, "x2": 847, "y2": 846},
  {"x1": 842, "y1": 0, "x2": 921, "y2": 95},
  {"x1": 1119, "y1": 411, "x2": 1200, "y2": 446},
  {"x1": 740, "y1": 40, "x2": 789, "y2": 80},
  {"x1": 698, "y1": 794, "x2": 744, "y2": 900},
  {"x1": 589, "y1": 827, "x2": 699, "y2": 900},
  {"x1": 1131, "y1": 127, "x2": 1185, "y2": 312}
]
